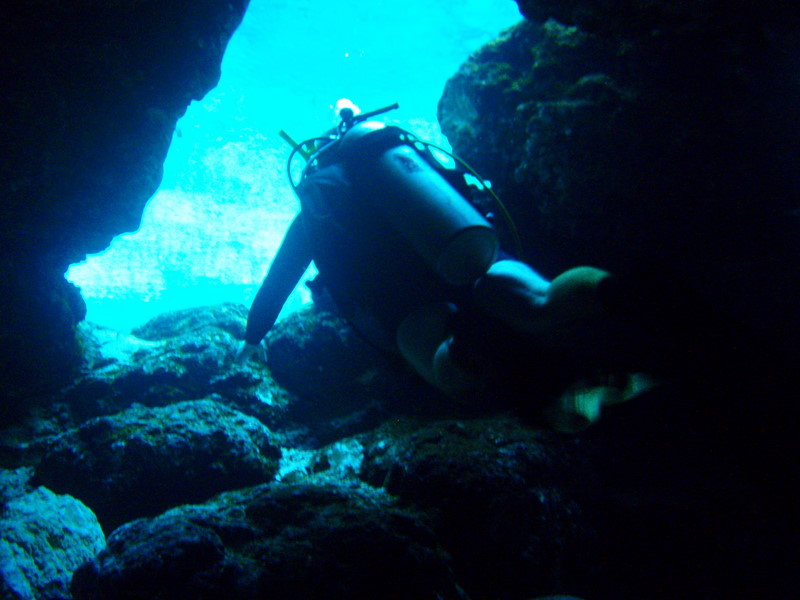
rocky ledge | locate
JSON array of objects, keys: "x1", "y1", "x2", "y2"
[{"x1": 1, "y1": 303, "x2": 794, "y2": 599}]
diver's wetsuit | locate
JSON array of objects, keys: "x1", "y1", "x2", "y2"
[
  {"x1": 244, "y1": 162, "x2": 470, "y2": 353},
  {"x1": 243, "y1": 146, "x2": 655, "y2": 408},
  {"x1": 243, "y1": 214, "x2": 312, "y2": 346}
]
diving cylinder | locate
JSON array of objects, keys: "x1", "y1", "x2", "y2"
[{"x1": 349, "y1": 130, "x2": 499, "y2": 286}]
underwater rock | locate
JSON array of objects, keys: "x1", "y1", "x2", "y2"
[
  {"x1": 63, "y1": 309, "x2": 288, "y2": 425},
  {"x1": 82, "y1": 303, "x2": 433, "y2": 445},
  {"x1": 131, "y1": 303, "x2": 249, "y2": 341},
  {"x1": 0, "y1": 304, "x2": 443, "y2": 472},
  {"x1": 360, "y1": 416, "x2": 593, "y2": 598},
  {"x1": 275, "y1": 436, "x2": 367, "y2": 486},
  {"x1": 439, "y1": 11, "x2": 800, "y2": 352},
  {"x1": 266, "y1": 306, "x2": 441, "y2": 445},
  {"x1": 0, "y1": 308, "x2": 290, "y2": 471},
  {"x1": 0, "y1": 467, "x2": 34, "y2": 506},
  {"x1": 0, "y1": 269, "x2": 87, "y2": 412},
  {"x1": 71, "y1": 482, "x2": 466, "y2": 600},
  {"x1": 34, "y1": 399, "x2": 281, "y2": 532},
  {"x1": 514, "y1": 0, "x2": 800, "y2": 36},
  {"x1": 1, "y1": 0, "x2": 249, "y2": 397},
  {"x1": 439, "y1": 18, "x2": 636, "y2": 274},
  {"x1": 266, "y1": 307, "x2": 394, "y2": 403},
  {"x1": 0, "y1": 486, "x2": 105, "y2": 600}
]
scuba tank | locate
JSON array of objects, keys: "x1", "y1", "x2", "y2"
[
  {"x1": 284, "y1": 103, "x2": 505, "y2": 286},
  {"x1": 339, "y1": 120, "x2": 499, "y2": 286}
]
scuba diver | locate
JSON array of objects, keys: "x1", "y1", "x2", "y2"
[{"x1": 237, "y1": 100, "x2": 656, "y2": 432}]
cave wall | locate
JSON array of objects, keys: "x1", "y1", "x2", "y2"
[
  {"x1": 3, "y1": 0, "x2": 798, "y2": 402},
  {"x1": 1, "y1": 0, "x2": 250, "y2": 401},
  {"x1": 439, "y1": 0, "x2": 800, "y2": 352}
]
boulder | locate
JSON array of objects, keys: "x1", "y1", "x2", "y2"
[
  {"x1": 70, "y1": 483, "x2": 466, "y2": 600},
  {"x1": 439, "y1": 11, "x2": 800, "y2": 359},
  {"x1": 34, "y1": 399, "x2": 281, "y2": 531},
  {"x1": 1, "y1": 0, "x2": 250, "y2": 397},
  {"x1": 0, "y1": 468, "x2": 34, "y2": 505},
  {"x1": 266, "y1": 307, "x2": 443, "y2": 445},
  {"x1": 360, "y1": 416, "x2": 593, "y2": 598},
  {"x1": 131, "y1": 303, "x2": 249, "y2": 341},
  {"x1": 64, "y1": 308, "x2": 287, "y2": 427},
  {"x1": 0, "y1": 487, "x2": 105, "y2": 600}
]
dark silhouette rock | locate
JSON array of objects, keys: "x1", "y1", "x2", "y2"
[
  {"x1": 60, "y1": 306, "x2": 286, "y2": 429},
  {"x1": 34, "y1": 399, "x2": 281, "y2": 532},
  {"x1": 71, "y1": 483, "x2": 466, "y2": 600},
  {"x1": 1, "y1": 0, "x2": 250, "y2": 398},
  {"x1": 360, "y1": 416, "x2": 592, "y2": 598},
  {"x1": 439, "y1": 10, "x2": 800, "y2": 365},
  {"x1": 266, "y1": 307, "x2": 441, "y2": 446}
]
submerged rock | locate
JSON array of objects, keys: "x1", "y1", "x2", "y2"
[
  {"x1": 34, "y1": 399, "x2": 281, "y2": 532},
  {"x1": 2, "y1": 292, "x2": 786, "y2": 599},
  {"x1": 0, "y1": 304, "x2": 444, "y2": 472},
  {"x1": 75, "y1": 304, "x2": 431, "y2": 443},
  {"x1": 63, "y1": 308, "x2": 289, "y2": 426},
  {"x1": 1, "y1": 0, "x2": 250, "y2": 397},
  {"x1": 439, "y1": 11, "x2": 800, "y2": 356},
  {"x1": 263, "y1": 306, "x2": 444, "y2": 445},
  {"x1": 0, "y1": 306, "x2": 292, "y2": 474},
  {"x1": 0, "y1": 487, "x2": 105, "y2": 600},
  {"x1": 275, "y1": 436, "x2": 367, "y2": 486},
  {"x1": 71, "y1": 483, "x2": 466, "y2": 600},
  {"x1": 131, "y1": 303, "x2": 249, "y2": 341},
  {"x1": 0, "y1": 468, "x2": 34, "y2": 506},
  {"x1": 360, "y1": 416, "x2": 592, "y2": 598}
]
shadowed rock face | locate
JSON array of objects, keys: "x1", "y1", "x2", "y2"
[
  {"x1": 514, "y1": 0, "x2": 800, "y2": 37},
  {"x1": 70, "y1": 483, "x2": 468, "y2": 600},
  {"x1": 0, "y1": 487, "x2": 105, "y2": 600},
  {"x1": 0, "y1": 0, "x2": 250, "y2": 399},
  {"x1": 1, "y1": 4, "x2": 797, "y2": 599},
  {"x1": 0, "y1": 301, "x2": 795, "y2": 599},
  {"x1": 5, "y1": 0, "x2": 797, "y2": 403},
  {"x1": 34, "y1": 398, "x2": 282, "y2": 532},
  {"x1": 438, "y1": 2, "x2": 800, "y2": 366}
]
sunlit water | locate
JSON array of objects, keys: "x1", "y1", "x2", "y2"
[{"x1": 67, "y1": 0, "x2": 522, "y2": 332}]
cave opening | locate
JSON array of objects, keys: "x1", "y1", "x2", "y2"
[{"x1": 65, "y1": 0, "x2": 521, "y2": 332}]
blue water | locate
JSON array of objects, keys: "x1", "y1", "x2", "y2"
[{"x1": 67, "y1": 0, "x2": 522, "y2": 332}]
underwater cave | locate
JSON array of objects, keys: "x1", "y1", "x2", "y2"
[{"x1": 1, "y1": 1, "x2": 798, "y2": 599}]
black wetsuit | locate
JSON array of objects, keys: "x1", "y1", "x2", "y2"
[
  {"x1": 244, "y1": 161, "x2": 468, "y2": 352},
  {"x1": 243, "y1": 147, "x2": 603, "y2": 406}
]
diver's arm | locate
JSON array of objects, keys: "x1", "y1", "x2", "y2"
[{"x1": 244, "y1": 214, "x2": 312, "y2": 345}]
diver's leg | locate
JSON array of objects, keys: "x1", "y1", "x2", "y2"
[
  {"x1": 396, "y1": 303, "x2": 485, "y2": 398},
  {"x1": 474, "y1": 260, "x2": 658, "y2": 431},
  {"x1": 474, "y1": 259, "x2": 661, "y2": 374},
  {"x1": 475, "y1": 260, "x2": 616, "y2": 348},
  {"x1": 472, "y1": 259, "x2": 551, "y2": 331}
]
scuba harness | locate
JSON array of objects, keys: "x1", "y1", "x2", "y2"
[{"x1": 279, "y1": 102, "x2": 523, "y2": 285}]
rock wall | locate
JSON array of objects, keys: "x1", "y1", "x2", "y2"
[
  {"x1": 2, "y1": 303, "x2": 793, "y2": 599},
  {"x1": 0, "y1": 0, "x2": 250, "y2": 401},
  {"x1": 0, "y1": 3, "x2": 796, "y2": 598},
  {"x1": 8, "y1": 0, "x2": 796, "y2": 404},
  {"x1": 439, "y1": 1, "x2": 800, "y2": 354}
]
